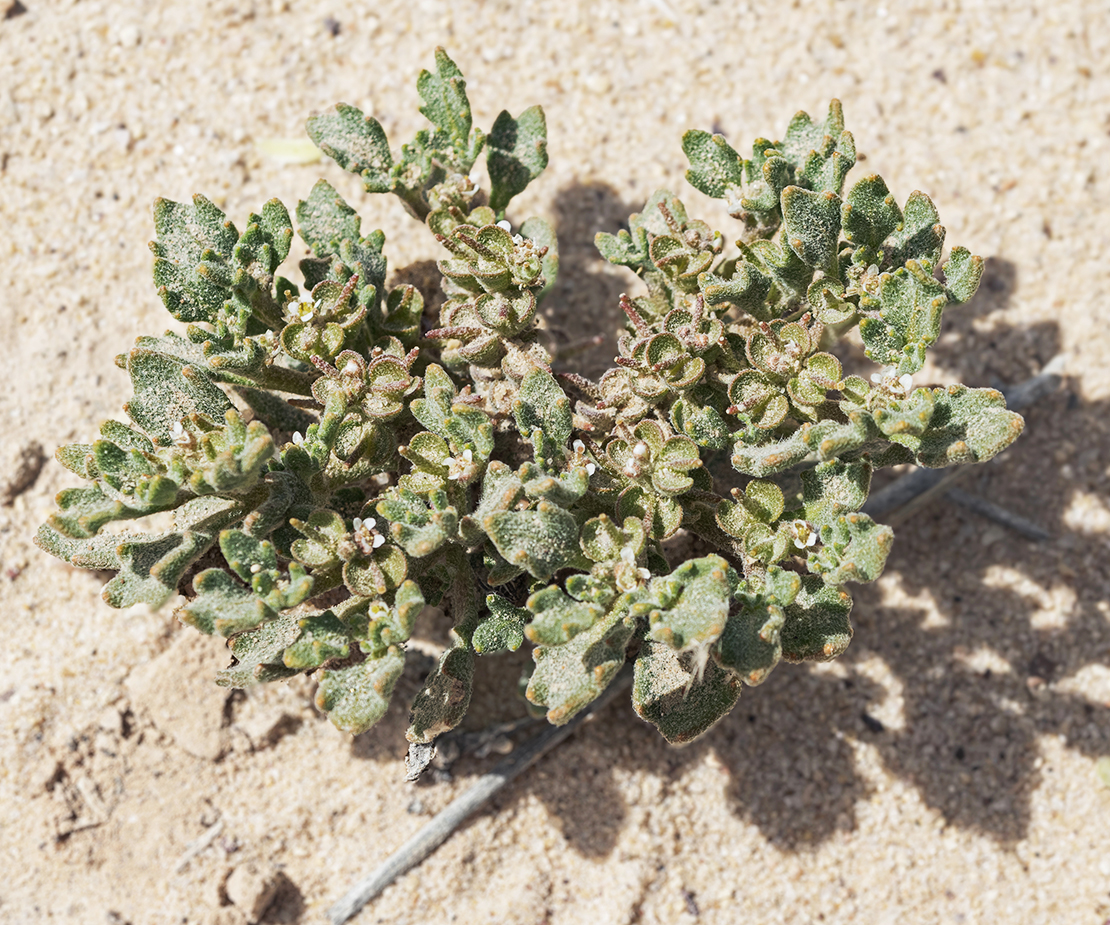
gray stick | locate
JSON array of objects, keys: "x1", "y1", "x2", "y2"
[
  {"x1": 945, "y1": 487, "x2": 1052, "y2": 541},
  {"x1": 327, "y1": 669, "x2": 634, "y2": 924}
]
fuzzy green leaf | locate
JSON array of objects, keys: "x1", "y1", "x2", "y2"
[
  {"x1": 731, "y1": 429, "x2": 809, "y2": 478},
  {"x1": 296, "y1": 179, "x2": 363, "y2": 256},
  {"x1": 526, "y1": 608, "x2": 635, "y2": 726},
  {"x1": 105, "y1": 530, "x2": 219, "y2": 610},
  {"x1": 632, "y1": 555, "x2": 737, "y2": 652},
  {"x1": 406, "y1": 645, "x2": 475, "y2": 743},
  {"x1": 889, "y1": 190, "x2": 945, "y2": 269},
  {"x1": 525, "y1": 584, "x2": 605, "y2": 646},
  {"x1": 700, "y1": 262, "x2": 773, "y2": 320},
  {"x1": 911, "y1": 385, "x2": 1025, "y2": 467},
  {"x1": 943, "y1": 246, "x2": 984, "y2": 304},
  {"x1": 514, "y1": 368, "x2": 572, "y2": 451},
  {"x1": 782, "y1": 186, "x2": 842, "y2": 275},
  {"x1": 857, "y1": 264, "x2": 947, "y2": 375},
  {"x1": 682, "y1": 130, "x2": 744, "y2": 199},
  {"x1": 872, "y1": 388, "x2": 936, "y2": 441},
  {"x1": 417, "y1": 47, "x2": 483, "y2": 166},
  {"x1": 713, "y1": 598, "x2": 785, "y2": 687},
  {"x1": 379, "y1": 488, "x2": 458, "y2": 558},
  {"x1": 315, "y1": 646, "x2": 406, "y2": 735},
  {"x1": 283, "y1": 610, "x2": 351, "y2": 669},
  {"x1": 150, "y1": 195, "x2": 237, "y2": 323},
  {"x1": 801, "y1": 459, "x2": 872, "y2": 528},
  {"x1": 123, "y1": 347, "x2": 234, "y2": 446},
  {"x1": 484, "y1": 501, "x2": 580, "y2": 581},
  {"x1": 306, "y1": 104, "x2": 393, "y2": 194},
  {"x1": 780, "y1": 100, "x2": 854, "y2": 195},
  {"x1": 343, "y1": 545, "x2": 408, "y2": 598},
  {"x1": 808, "y1": 512, "x2": 893, "y2": 586},
  {"x1": 488, "y1": 106, "x2": 548, "y2": 214},
  {"x1": 841, "y1": 173, "x2": 902, "y2": 252},
  {"x1": 740, "y1": 145, "x2": 791, "y2": 213},
  {"x1": 473, "y1": 594, "x2": 529, "y2": 654},
  {"x1": 215, "y1": 610, "x2": 304, "y2": 687},
  {"x1": 633, "y1": 639, "x2": 743, "y2": 745},
  {"x1": 781, "y1": 577, "x2": 853, "y2": 662}
]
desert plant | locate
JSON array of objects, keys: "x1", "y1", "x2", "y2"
[{"x1": 36, "y1": 49, "x2": 1023, "y2": 746}]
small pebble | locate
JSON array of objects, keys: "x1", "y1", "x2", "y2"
[
  {"x1": 583, "y1": 73, "x2": 611, "y2": 94},
  {"x1": 118, "y1": 25, "x2": 141, "y2": 48},
  {"x1": 225, "y1": 862, "x2": 280, "y2": 924}
]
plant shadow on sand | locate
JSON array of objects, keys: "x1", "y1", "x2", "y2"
[{"x1": 349, "y1": 189, "x2": 1110, "y2": 859}]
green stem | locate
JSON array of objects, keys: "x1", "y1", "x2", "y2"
[
  {"x1": 306, "y1": 565, "x2": 345, "y2": 601},
  {"x1": 219, "y1": 363, "x2": 317, "y2": 397},
  {"x1": 446, "y1": 547, "x2": 482, "y2": 647},
  {"x1": 682, "y1": 509, "x2": 746, "y2": 562}
]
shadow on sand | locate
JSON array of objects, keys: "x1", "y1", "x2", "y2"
[{"x1": 347, "y1": 184, "x2": 1109, "y2": 858}]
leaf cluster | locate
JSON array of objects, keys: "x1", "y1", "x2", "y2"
[{"x1": 37, "y1": 51, "x2": 1023, "y2": 745}]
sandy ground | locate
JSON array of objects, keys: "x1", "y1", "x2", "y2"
[{"x1": 2, "y1": 1, "x2": 1109, "y2": 923}]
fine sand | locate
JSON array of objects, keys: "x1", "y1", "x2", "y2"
[{"x1": 2, "y1": 2, "x2": 1109, "y2": 923}]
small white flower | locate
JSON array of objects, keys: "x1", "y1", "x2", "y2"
[
  {"x1": 496, "y1": 219, "x2": 512, "y2": 231},
  {"x1": 792, "y1": 519, "x2": 819, "y2": 550},
  {"x1": 632, "y1": 441, "x2": 649, "y2": 458},
  {"x1": 871, "y1": 367, "x2": 913, "y2": 397},
  {"x1": 341, "y1": 359, "x2": 360, "y2": 377},
  {"x1": 571, "y1": 439, "x2": 596, "y2": 476},
  {"x1": 368, "y1": 600, "x2": 391, "y2": 621},
  {"x1": 250, "y1": 563, "x2": 262, "y2": 574},
  {"x1": 352, "y1": 516, "x2": 385, "y2": 555},
  {"x1": 446, "y1": 448, "x2": 475, "y2": 482},
  {"x1": 291, "y1": 431, "x2": 304, "y2": 446},
  {"x1": 617, "y1": 546, "x2": 651, "y2": 589},
  {"x1": 170, "y1": 420, "x2": 192, "y2": 447},
  {"x1": 287, "y1": 296, "x2": 316, "y2": 323}
]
